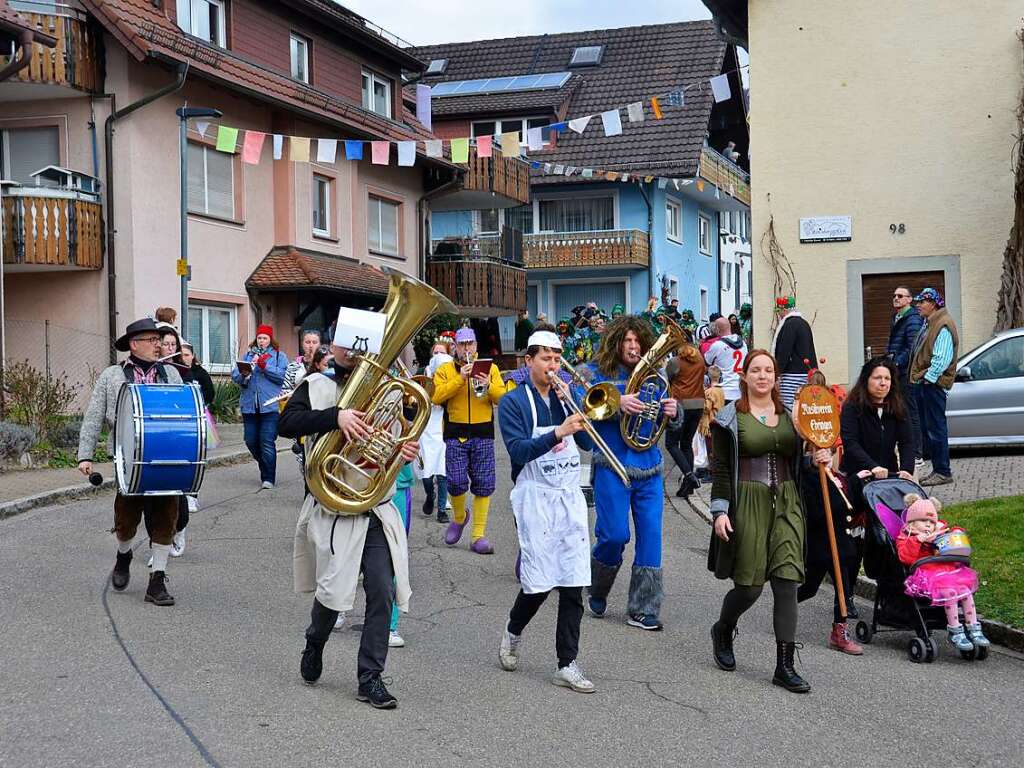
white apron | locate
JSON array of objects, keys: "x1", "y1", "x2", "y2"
[
  {"x1": 509, "y1": 387, "x2": 591, "y2": 594},
  {"x1": 415, "y1": 404, "x2": 446, "y2": 479}
]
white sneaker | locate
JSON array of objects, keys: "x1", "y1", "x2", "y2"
[
  {"x1": 186, "y1": 496, "x2": 199, "y2": 513},
  {"x1": 170, "y1": 529, "x2": 186, "y2": 558},
  {"x1": 499, "y1": 627, "x2": 522, "y2": 671},
  {"x1": 444, "y1": 498, "x2": 453, "y2": 511},
  {"x1": 332, "y1": 612, "x2": 346, "y2": 632},
  {"x1": 552, "y1": 660, "x2": 595, "y2": 693},
  {"x1": 146, "y1": 554, "x2": 154, "y2": 568},
  {"x1": 261, "y1": 481, "x2": 274, "y2": 490},
  {"x1": 388, "y1": 631, "x2": 405, "y2": 648}
]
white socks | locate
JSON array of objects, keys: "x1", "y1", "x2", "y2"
[
  {"x1": 116, "y1": 537, "x2": 134, "y2": 554},
  {"x1": 150, "y1": 544, "x2": 171, "y2": 572}
]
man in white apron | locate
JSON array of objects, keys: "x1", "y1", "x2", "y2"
[
  {"x1": 415, "y1": 343, "x2": 452, "y2": 522},
  {"x1": 495, "y1": 330, "x2": 596, "y2": 693}
]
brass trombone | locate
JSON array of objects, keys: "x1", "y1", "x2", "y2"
[
  {"x1": 393, "y1": 358, "x2": 435, "y2": 400},
  {"x1": 548, "y1": 371, "x2": 631, "y2": 488},
  {"x1": 559, "y1": 358, "x2": 620, "y2": 421}
]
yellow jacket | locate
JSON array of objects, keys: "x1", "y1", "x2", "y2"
[{"x1": 432, "y1": 360, "x2": 505, "y2": 439}]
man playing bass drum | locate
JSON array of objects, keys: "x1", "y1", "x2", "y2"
[{"x1": 579, "y1": 316, "x2": 679, "y2": 631}]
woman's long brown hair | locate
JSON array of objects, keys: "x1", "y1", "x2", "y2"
[
  {"x1": 847, "y1": 356, "x2": 906, "y2": 420},
  {"x1": 593, "y1": 315, "x2": 656, "y2": 378},
  {"x1": 736, "y1": 349, "x2": 786, "y2": 415}
]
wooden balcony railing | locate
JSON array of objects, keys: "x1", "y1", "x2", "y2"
[
  {"x1": 2, "y1": 189, "x2": 103, "y2": 269},
  {"x1": 523, "y1": 229, "x2": 649, "y2": 270},
  {"x1": 425, "y1": 258, "x2": 526, "y2": 315},
  {"x1": 431, "y1": 227, "x2": 523, "y2": 265},
  {"x1": 2, "y1": 4, "x2": 102, "y2": 92},
  {"x1": 461, "y1": 149, "x2": 531, "y2": 206},
  {"x1": 699, "y1": 147, "x2": 751, "y2": 206}
]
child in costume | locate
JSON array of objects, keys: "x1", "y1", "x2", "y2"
[{"x1": 897, "y1": 494, "x2": 989, "y2": 652}]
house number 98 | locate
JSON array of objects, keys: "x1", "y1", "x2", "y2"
[{"x1": 890, "y1": 223, "x2": 906, "y2": 234}]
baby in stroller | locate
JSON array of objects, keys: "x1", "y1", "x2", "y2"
[{"x1": 897, "y1": 494, "x2": 990, "y2": 653}]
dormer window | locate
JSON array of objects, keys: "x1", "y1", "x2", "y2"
[
  {"x1": 425, "y1": 58, "x2": 448, "y2": 75},
  {"x1": 362, "y1": 70, "x2": 392, "y2": 118},
  {"x1": 176, "y1": 0, "x2": 227, "y2": 48},
  {"x1": 569, "y1": 46, "x2": 603, "y2": 67},
  {"x1": 290, "y1": 33, "x2": 310, "y2": 83}
]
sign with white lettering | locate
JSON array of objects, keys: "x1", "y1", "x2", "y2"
[
  {"x1": 799, "y1": 216, "x2": 852, "y2": 243},
  {"x1": 793, "y1": 385, "x2": 841, "y2": 448}
]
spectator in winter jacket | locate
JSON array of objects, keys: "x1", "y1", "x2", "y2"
[
  {"x1": 232, "y1": 324, "x2": 288, "y2": 488},
  {"x1": 886, "y1": 286, "x2": 925, "y2": 461},
  {"x1": 771, "y1": 296, "x2": 817, "y2": 410}
]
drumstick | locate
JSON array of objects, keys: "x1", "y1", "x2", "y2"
[{"x1": 825, "y1": 467, "x2": 854, "y2": 510}]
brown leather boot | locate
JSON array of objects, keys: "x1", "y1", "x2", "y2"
[{"x1": 828, "y1": 622, "x2": 863, "y2": 655}]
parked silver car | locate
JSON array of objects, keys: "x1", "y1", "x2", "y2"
[{"x1": 946, "y1": 328, "x2": 1024, "y2": 446}]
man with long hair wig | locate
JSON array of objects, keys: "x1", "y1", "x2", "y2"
[{"x1": 579, "y1": 315, "x2": 679, "y2": 631}]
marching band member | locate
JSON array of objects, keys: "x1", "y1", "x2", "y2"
[
  {"x1": 432, "y1": 327, "x2": 505, "y2": 554},
  {"x1": 581, "y1": 316, "x2": 679, "y2": 631},
  {"x1": 496, "y1": 330, "x2": 595, "y2": 693},
  {"x1": 77, "y1": 318, "x2": 182, "y2": 606},
  {"x1": 416, "y1": 339, "x2": 453, "y2": 523},
  {"x1": 279, "y1": 325, "x2": 418, "y2": 709}
]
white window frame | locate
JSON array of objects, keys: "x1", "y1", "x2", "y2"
[
  {"x1": 176, "y1": 0, "x2": 226, "y2": 48},
  {"x1": 666, "y1": 196, "x2": 682, "y2": 243},
  {"x1": 722, "y1": 264, "x2": 732, "y2": 292},
  {"x1": 667, "y1": 275, "x2": 679, "y2": 301},
  {"x1": 532, "y1": 188, "x2": 620, "y2": 234},
  {"x1": 698, "y1": 212, "x2": 713, "y2": 255},
  {"x1": 361, "y1": 70, "x2": 392, "y2": 118},
  {"x1": 699, "y1": 286, "x2": 710, "y2": 321},
  {"x1": 189, "y1": 302, "x2": 238, "y2": 374},
  {"x1": 471, "y1": 116, "x2": 551, "y2": 147},
  {"x1": 312, "y1": 173, "x2": 330, "y2": 237},
  {"x1": 290, "y1": 33, "x2": 310, "y2": 83},
  {"x1": 368, "y1": 195, "x2": 400, "y2": 257},
  {"x1": 188, "y1": 142, "x2": 235, "y2": 220}
]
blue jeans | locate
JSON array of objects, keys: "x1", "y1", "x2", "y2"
[
  {"x1": 243, "y1": 410, "x2": 279, "y2": 484},
  {"x1": 592, "y1": 466, "x2": 664, "y2": 569},
  {"x1": 915, "y1": 382, "x2": 951, "y2": 476}
]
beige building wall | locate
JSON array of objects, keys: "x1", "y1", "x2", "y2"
[{"x1": 748, "y1": 0, "x2": 1021, "y2": 383}]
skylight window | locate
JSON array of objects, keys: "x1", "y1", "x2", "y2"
[
  {"x1": 426, "y1": 58, "x2": 448, "y2": 75},
  {"x1": 569, "y1": 46, "x2": 604, "y2": 67},
  {"x1": 431, "y1": 72, "x2": 571, "y2": 97}
]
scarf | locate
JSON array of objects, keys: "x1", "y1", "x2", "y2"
[{"x1": 124, "y1": 355, "x2": 159, "y2": 384}]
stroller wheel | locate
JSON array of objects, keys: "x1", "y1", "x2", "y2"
[
  {"x1": 854, "y1": 621, "x2": 873, "y2": 644},
  {"x1": 925, "y1": 638, "x2": 938, "y2": 663},
  {"x1": 908, "y1": 637, "x2": 927, "y2": 663},
  {"x1": 959, "y1": 647, "x2": 977, "y2": 661},
  {"x1": 976, "y1": 645, "x2": 989, "y2": 661}
]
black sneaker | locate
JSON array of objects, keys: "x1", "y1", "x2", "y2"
[
  {"x1": 145, "y1": 571, "x2": 175, "y2": 606},
  {"x1": 436, "y1": 510, "x2": 450, "y2": 524},
  {"x1": 111, "y1": 550, "x2": 132, "y2": 591},
  {"x1": 300, "y1": 639, "x2": 326, "y2": 685},
  {"x1": 421, "y1": 497, "x2": 435, "y2": 517},
  {"x1": 627, "y1": 613, "x2": 663, "y2": 631},
  {"x1": 357, "y1": 675, "x2": 398, "y2": 709}
]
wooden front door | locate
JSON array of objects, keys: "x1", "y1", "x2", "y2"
[{"x1": 861, "y1": 271, "x2": 946, "y2": 362}]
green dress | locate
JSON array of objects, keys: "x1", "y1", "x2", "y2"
[{"x1": 730, "y1": 412, "x2": 805, "y2": 586}]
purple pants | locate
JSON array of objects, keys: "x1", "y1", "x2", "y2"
[{"x1": 445, "y1": 437, "x2": 496, "y2": 497}]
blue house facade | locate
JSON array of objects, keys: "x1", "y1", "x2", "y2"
[{"x1": 415, "y1": 21, "x2": 750, "y2": 350}]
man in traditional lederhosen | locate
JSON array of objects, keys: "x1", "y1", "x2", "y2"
[
  {"x1": 279, "y1": 318, "x2": 419, "y2": 709},
  {"x1": 77, "y1": 318, "x2": 182, "y2": 606}
]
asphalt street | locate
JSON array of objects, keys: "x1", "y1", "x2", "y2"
[{"x1": 1, "y1": 450, "x2": 1021, "y2": 768}]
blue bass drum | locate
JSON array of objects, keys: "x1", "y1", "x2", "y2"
[{"x1": 114, "y1": 383, "x2": 207, "y2": 495}]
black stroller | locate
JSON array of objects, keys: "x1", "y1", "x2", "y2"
[{"x1": 854, "y1": 477, "x2": 988, "y2": 663}]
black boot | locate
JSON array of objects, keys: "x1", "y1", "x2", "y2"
[
  {"x1": 422, "y1": 484, "x2": 435, "y2": 517},
  {"x1": 357, "y1": 674, "x2": 398, "y2": 709},
  {"x1": 711, "y1": 620, "x2": 736, "y2": 671},
  {"x1": 676, "y1": 473, "x2": 698, "y2": 498},
  {"x1": 301, "y1": 599, "x2": 338, "y2": 685},
  {"x1": 587, "y1": 558, "x2": 621, "y2": 617},
  {"x1": 111, "y1": 550, "x2": 132, "y2": 591},
  {"x1": 772, "y1": 641, "x2": 810, "y2": 693},
  {"x1": 145, "y1": 571, "x2": 175, "y2": 606}
]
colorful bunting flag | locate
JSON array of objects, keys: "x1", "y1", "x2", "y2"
[
  {"x1": 416, "y1": 84, "x2": 432, "y2": 132},
  {"x1": 550, "y1": 122, "x2": 567, "y2": 133},
  {"x1": 553, "y1": 164, "x2": 564, "y2": 175},
  {"x1": 526, "y1": 126, "x2": 544, "y2": 151},
  {"x1": 568, "y1": 115, "x2": 592, "y2": 134},
  {"x1": 344, "y1": 140, "x2": 363, "y2": 161},
  {"x1": 606, "y1": 171, "x2": 619, "y2": 181},
  {"x1": 627, "y1": 102, "x2": 644, "y2": 123},
  {"x1": 477, "y1": 134, "x2": 493, "y2": 158},
  {"x1": 215, "y1": 125, "x2": 238, "y2": 153},
  {"x1": 195, "y1": 121, "x2": 210, "y2": 138},
  {"x1": 397, "y1": 140, "x2": 416, "y2": 167},
  {"x1": 650, "y1": 97, "x2": 663, "y2": 119},
  {"x1": 425, "y1": 139, "x2": 443, "y2": 158},
  {"x1": 657, "y1": 178, "x2": 668, "y2": 189},
  {"x1": 581, "y1": 168, "x2": 594, "y2": 178},
  {"x1": 241, "y1": 131, "x2": 265, "y2": 165},
  {"x1": 500, "y1": 131, "x2": 520, "y2": 157},
  {"x1": 290, "y1": 136, "x2": 310, "y2": 163},
  {"x1": 696, "y1": 179, "x2": 705, "y2": 192},
  {"x1": 273, "y1": 134, "x2": 284, "y2": 160},
  {"x1": 450, "y1": 137, "x2": 469, "y2": 163},
  {"x1": 666, "y1": 90, "x2": 685, "y2": 107},
  {"x1": 600, "y1": 109, "x2": 622, "y2": 137},
  {"x1": 317, "y1": 138, "x2": 337, "y2": 164},
  {"x1": 709, "y1": 74, "x2": 731, "y2": 103},
  {"x1": 371, "y1": 141, "x2": 390, "y2": 165}
]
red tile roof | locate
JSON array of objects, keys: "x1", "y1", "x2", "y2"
[{"x1": 246, "y1": 246, "x2": 390, "y2": 297}]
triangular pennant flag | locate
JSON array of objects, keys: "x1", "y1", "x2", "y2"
[
  {"x1": 215, "y1": 125, "x2": 238, "y2": 153},
  {"x1": 657, "y1": 178, "x2": 668, "y2": 189},
  {"x1": 241, "y1": 131, "x2": 266, "y2": 165},
  {"x1": 317, "y1": 138, "x2": 337, "y2": 164},
  {"x1": 344, "y1": 140, "x2": 363, "y2": 161},
  {"x1": 397, "y1": 140, "x2": 416, "y2": 167},
  {"x1": 709, "y1": 74, "x2": 731, "y2": 103},
  {"x1": 627, "y1": 102, "x2": 644, "y2": 123},
  {"x1": 196, "y1": 121, "x2": 210, "y2": 138},
  {"x1": 526, "y1": 126, "x2": 544, "y2": 151},
  {"x1": 450, "y1": 137, "x2": 469, "y2": 163},
  {"x1": 666, "y1": 90, "x2": 685, "y2": 107},
  {"x1": 568, "y1": 115, "x2": 592, "y2": 134},
  {"x1": 650, "y1": 97, "x2": 663, "y2": 119},
  {"x1": 290, "y1": 136, "x2": 310, "y2": 163},
  {"x1": 415, "y1": 83, "x2": 432, "y2": 132},
  {"x1": 273, "y1": 134, "x2": 284, "y2": 160},
  {"x1": 500, "y1": 131, "x2": 520, "y2": 157},
  {"x1": 600, "y1": 109, "x2": 622, "y2": 137},
  {"x1": 476, "y1": 134, "x2": 492, "y2": 158},
  {"x1": 371, "y1": 141, "x2": 390, "y2": 165},
  {"x1": 425, "y1": 139, "x2": 443, "y2": 158}
]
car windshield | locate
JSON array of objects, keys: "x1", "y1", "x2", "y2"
[{"x1": 958, "y1": 332, "x2": 1023, "y2": 363}]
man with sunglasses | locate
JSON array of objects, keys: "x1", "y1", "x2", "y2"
[
  {"x1": 886, "y1": 286, "x2": 924, "y2": 464},
  {"x1": 77, "y1": 318, "x2": 183, "y2": 606}
]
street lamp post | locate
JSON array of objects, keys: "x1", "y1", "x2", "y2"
[{"x1": 176, "y1": 106, "x2": 222, "y2": 341}]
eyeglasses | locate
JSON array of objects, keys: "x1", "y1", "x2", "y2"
[{"x1": 133, "y1": 335, "x2": 162, "y2": 344}]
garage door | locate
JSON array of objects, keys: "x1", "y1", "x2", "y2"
[
  {"x1": 555, "y1": 282, "x2": 626, "y2": 322},
  {"x1": 861, "y1": 271, "x2": 945, "y2": 362}
]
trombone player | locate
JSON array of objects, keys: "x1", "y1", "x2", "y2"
[
  {"x1": 579, "y1": 315, "x2": 679, "y2": 632},
  {"x1": 279, "y1": 310, "x2": 420, "y2": 710}
]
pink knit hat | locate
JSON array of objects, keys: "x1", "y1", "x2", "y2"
[{"x1": 903, "y1": 497, "x2": 938, "y2": 525}]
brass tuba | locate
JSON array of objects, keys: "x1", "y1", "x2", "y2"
[
  {"x1": 621, "y1": 317, "x2": 688, "y2": 450},
  {"x1": 306, "y1": 268, "x2": 455, "y2": 515}
]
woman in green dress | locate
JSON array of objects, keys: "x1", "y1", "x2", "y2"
[{"x1": 707, "y1": 349, "x2": 832, "y2": 693}]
